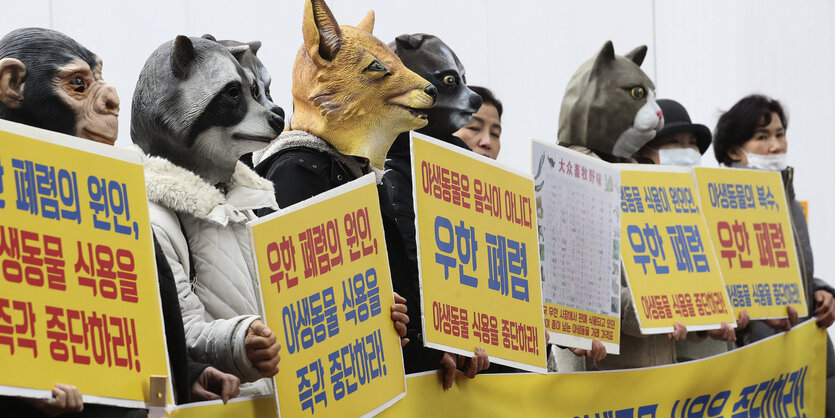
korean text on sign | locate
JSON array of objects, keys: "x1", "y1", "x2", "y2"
[
  {"x1": 619, "y1": 165, "x2": 736, "y2": 333},
  {"x1": 412, "y1": 132, "x2": 546, "y2": 372},
  {"x1": 0, "y1": 120, "x2": 168, "y2": 407},
  {"x1": 693, "y1": 167, "x2": 806, "y2": 319},
  {"x1": 250, "y1": 174, "x2": 405, "y2": 417}
]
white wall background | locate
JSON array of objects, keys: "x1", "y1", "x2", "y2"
[{"x1": 3, "y1": 0, "x2": 835, "y2": 315}]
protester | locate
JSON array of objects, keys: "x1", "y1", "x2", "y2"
[
  {"x1": 713, "y1": 94, "x2": 835, "y2": 413},
  {"x1": 634, "y1": 99, "x2": 749, "y2": 361},
  {"x1": 0, "y1": 28, "x2": 239, "y2": 416},
  {"x1": 453, "y1": 85, "x2": 503, "y2": 159}
]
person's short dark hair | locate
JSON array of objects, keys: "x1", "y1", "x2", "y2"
[
  {"x1": 469, "y1": 85, "x2": 502, "y2": 119},
  {"x1": 713, "y1": 94, "x2": 788, "y2": 166}
]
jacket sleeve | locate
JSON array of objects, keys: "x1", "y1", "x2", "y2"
[
  {"x1": 149, "y1": 203, "x2": 262, "y2": 383},
  {"x1": 813, "y1": 278, "x2": 835, "y2": 297},
  {"x1": 619, "y1": 272, "x2": 646, "y2": 338}
]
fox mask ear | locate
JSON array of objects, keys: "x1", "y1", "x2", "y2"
[
  {"x1": 357, "y1": 10, "x2": 375, "y2": 34},
  {"x1": 303, "y1": 0, "x2": 343, "y2": 62},
  {"x1": 0, "y1": 58, "x2": 26, "y2": 109}
]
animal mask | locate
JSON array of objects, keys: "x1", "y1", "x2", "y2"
[
  {"x1": 0, "y1": 28, "x2": 120, "y2": 144},
  {"x1": 202, "y1": 34, "x2": 285, "y2": 122},
  {"x1": 290, "y1": 0, "x2": 436, "y2": 169},
  {"x1": 558, "y1": 41, "x2": 663, "y2": 159},
  {"x1": 131, "y1": 36, "x2": 283, "y2": 185},
  {"x1": 390, "y1": 34, "x2": 482, "y2": 140}
]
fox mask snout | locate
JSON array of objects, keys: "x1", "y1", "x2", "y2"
[{"x1": 290, "y1": 0, "x2": 435, "y2": 169}]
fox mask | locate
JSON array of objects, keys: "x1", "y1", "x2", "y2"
[{"x1": 290, "y1": 0, "x2": 435, "y2": 169}]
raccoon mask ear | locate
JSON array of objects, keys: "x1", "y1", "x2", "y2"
[
  {"x1": 171, "y1": 35, "x2": 196, "y2": 79},
  {"x1": 625, "y1": 45, "x2": 648, "y2": 66},
  {"x1": 201, "y1": 34, "x2": 217, "y2": 42},
  {"x1": 226, "y1": 45, "x2": 249, "y2": 62},
  {"x1": 591, "y1": 40, "x2": 616, "y2": 75},
  {"x1": 303, "y1": 0, "x2": 343, "y2": 62},
  {"x1": 357, "y1": 10, "x2": 375, "y2": 34},
  {"x1": 248, "y1": 41, "x2": 262, "y2": 55}
]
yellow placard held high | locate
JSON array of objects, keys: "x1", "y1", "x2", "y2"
[
  {"x1": 619, "y1": 165, "x2": 736, "y2": 333},
  {"x1": 693, "y1": 167, "x2": 807, "y2": 319},
  {"x1": 0, "y1": 120, "x2": 168, "y2": 408},
  {"x1": 249, "y1": 174, "x2": 405, "y2": 417},
  {"x1": 412, "y1": 133, "x2": 546, "y2": 373}
]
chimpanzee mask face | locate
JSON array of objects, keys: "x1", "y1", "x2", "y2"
[{"x1": 0, "y1": 27, "x2": 120, "y2": 144}]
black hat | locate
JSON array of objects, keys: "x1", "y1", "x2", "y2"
[{"x1": 654, "y1": 99, "x2": 712, "y2": 154}]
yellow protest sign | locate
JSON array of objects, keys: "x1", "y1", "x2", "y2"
[
  {"x1": 532, "y1": 140, "x2": 621, "y2": 354},
  {"x1": 0, "y1": 120, "x2": 168, "y2": 407},
  {"x1": 168, "y1": 395, "x2": 277, "y2": 418},
  {"x1": 693, "y1": 167, "x2": 807, "y2": 319},
  {"x1": 412, "y1": 133, "x2": 546, "y2": 372},
  {"x1": 619, "y1": 165, "x2": 735, "y2": 333},
  {"x1": 379, "y1": 319, "x2": 824, "y2": 417},
  {"x1": 249, "y1": 174, "x2": 405, "y2": 417}
]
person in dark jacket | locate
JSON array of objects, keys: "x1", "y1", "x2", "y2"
[
  {"x1": 713, "y1": 94, "x2": 835, "y2": 416},
  {"x1": 383, "y1": 33, "x2": 483, "y2": 263},
  {"x1": 253, "y1": 0, "x2": 490, "y2": 389}
]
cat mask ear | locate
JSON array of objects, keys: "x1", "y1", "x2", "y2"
[
  {"x1": 625, "y1": 45, "x2": 648, "y2": 66},
  {"x1": 591, "y1": 41, "x2": 616, "y2": 74}
]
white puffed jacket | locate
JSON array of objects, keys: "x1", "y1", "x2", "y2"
[{"x1": 135, "y1": 146, "x2": 277, "y2": 397}]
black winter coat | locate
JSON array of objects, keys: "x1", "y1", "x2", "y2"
[{"x1": 382, "y1": 132, "x2": 471, "y2": 265}]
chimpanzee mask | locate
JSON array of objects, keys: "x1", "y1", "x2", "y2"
[{"x1": 0, "y1": 28, "x2": 119, "y2": 144}]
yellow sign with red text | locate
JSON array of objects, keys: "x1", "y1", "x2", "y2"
[
  {"x1": 411, "y1": 133, "x2": 546, "y2": 373},
  {"x1": 693, "y1": 167, "x2": 807, "y2": 319},
  {"x1": 619, "y1": 165, "x2": 736, "y2": 333},
  {"x1": 249, "y1": 174, "x2": 405, "y2": 417},
  {"x1": 0, "y1": 120, "x2": 168, "y2": 408}
]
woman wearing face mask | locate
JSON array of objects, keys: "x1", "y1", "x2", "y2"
[
  {"x1": 714, "y1": 94, "x2": 835, "y2": 414},
  {"x1": 634, "y1": 99, "x2": 711, "y2": 167},
  {"x1": 634, "y1": 99, "x2": 746, "y2": 363}
]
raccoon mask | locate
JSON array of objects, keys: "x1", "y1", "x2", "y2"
[
  {"x1": 289, "y1": 0, "x2": 437, "y2": 170},
  {"x1": 389, "y1": 33, "x2": 482, "y2": 141},
  {"x1": 558, "y1": 41, "x2": 663, "y2": 160},
  {"x1": 131, "y1": 36, "x2": 283, "y2": 185},
  {"x1": 202, "y1": 34, "x2": 285, "y2": 122}
]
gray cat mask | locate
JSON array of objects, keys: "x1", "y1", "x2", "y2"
[{"x1": 558, "y1": 41, "x2": 663, "y2": 159}]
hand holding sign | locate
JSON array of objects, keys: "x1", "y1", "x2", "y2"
[
  {"x1": 814, "y1": 290, "x2": 835, "y2": 328},
  {"x1": 765, "y1": 306, "x2": 799, "y2": 332},
  {"x1": 391, "y1": 292, "x2": 410, "y2": 347},
  {"x1": 245, "y1": 319, "x2": 281, "y2": 377},
  {"x1": 191, "y1": 366, "x2": 241, "y2": 404},
  {"x1": 27, "y1": 384, "x2": 84, "y2": 417},
  {"x1": 569, "y1": 338, "x2": 607, "y2": 361}
]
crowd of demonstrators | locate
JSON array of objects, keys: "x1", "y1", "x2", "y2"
[
  {"x1": 633, "y1": 95, "x2": 835, "y2": 412},
  {"x1": 1, "y1": 12, "x2": 835, "y2": 418}
]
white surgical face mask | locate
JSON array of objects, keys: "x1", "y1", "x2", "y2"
[
  {"x1": 658, "y1": 148, "x2": 701, "y2": 167},
  {"x1": 744, "y1": 150, "x2": 787, "y2": 172}
]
